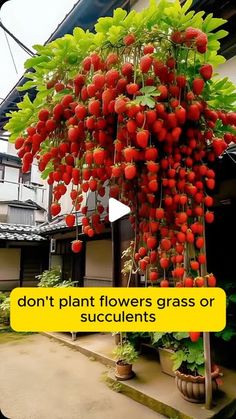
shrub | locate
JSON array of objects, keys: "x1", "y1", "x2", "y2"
[{"x1": 36, "y1": 267, "x2": 77, "y2": 288}]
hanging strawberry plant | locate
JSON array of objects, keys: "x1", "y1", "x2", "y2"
[{"x1": 6, "y1": 0, "x2": 236, "y2": 288}]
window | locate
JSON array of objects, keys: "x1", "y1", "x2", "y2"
[
  {"x1": 8, "y1": 206, "x2": 35, "y2": 225},
  {"x1": 0, "y1": 164, "x2": 4, "y2": 181},
  {"x1": 19, "y1": 170, "x2": 31, "y2": 185}
]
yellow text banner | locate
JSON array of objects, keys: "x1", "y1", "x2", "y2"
[{"x1": 10, "y1": 287, "x2": 226, "y2": 332}]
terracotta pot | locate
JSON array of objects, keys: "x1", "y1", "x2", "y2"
[
  {"x1": 158, "y1": 347, "x2": 175, "y2": 377},
  {"x1": 115, "y1": 361, "x2": 134, "y2": 380},
  {"x1": 175, "y1": 366, "x2": 220, "y2": 403}
]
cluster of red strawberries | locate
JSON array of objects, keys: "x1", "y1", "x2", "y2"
[{"x1": 14, "y1": 28, "x2": 236, "y2": 284}]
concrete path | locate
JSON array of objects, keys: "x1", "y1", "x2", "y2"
[{"x1": 0, "y1": 334, "x2": 165, "y2": 419}]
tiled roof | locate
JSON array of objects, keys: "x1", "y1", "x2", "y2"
[
  {"x1": 40, "y1": 214, "x2": 83, "y2": 233},
  {"x1": 0, "y1": 199, "x2": 46, "y2": 211},
  {"x1": 0, "y1": 223, "x2": 46, "y2": 241}
]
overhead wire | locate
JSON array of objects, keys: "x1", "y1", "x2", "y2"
[
  {"x1": 0, "y1": 17, "x2": 18, "y2": 74},
  {"x1": 0, "y1": 19, "x2": 34, "y2": 56}
]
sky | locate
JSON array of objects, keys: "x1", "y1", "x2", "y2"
[{"x1": 0, "y1": 0, "x2": 77, "y2": 101}]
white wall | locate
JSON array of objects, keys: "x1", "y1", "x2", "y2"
[
  {"x1": 218, "y1": 56, "x2": 236, "y2": 84},
  {"x1": 132, "y1": 0, "x2": 150, "y2": 12},
  {"x1": 0, "y1": 166, "x2": 20, "y2": 201},
  {"x1": 7, "y1": 142, "x2": 18, "y2": 156}
]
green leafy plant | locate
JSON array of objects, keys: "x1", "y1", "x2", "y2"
[
  {"x1": 172, "y1": 337, "x2": 205, "y2": 376},
  {"x1": 113, "y1": 341, "x2": 139, "y2": 365},
  {"x1": 215, "y1": 282, "x2": 236, "y2": 341},
  {"x1": 126, "y1": 332, "x2": 151, "y2": 348},
  {"x1": 152, "y1": 332, "x2": 189, "y2": 350},
  {"x1": 0, "y1": 295, "x2": 10, "y2": 325},
  {"x1": 36, "y1": 267, "x2": 76, "y2": 287}
]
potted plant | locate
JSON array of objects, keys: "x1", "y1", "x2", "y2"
[
  {"x1": 172, "y1": 337, "x2": 221, "y2": 403},
  {"x1": 113, "y1": 340, "x2": 139, "y2": 380},
  {"x1": 152, "y1": 332, "x2": 189, "y2": 377}
]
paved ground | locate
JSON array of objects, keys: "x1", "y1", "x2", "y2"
[{"x1": 0, "y1": 333, "x2": 165, "y2": 419}]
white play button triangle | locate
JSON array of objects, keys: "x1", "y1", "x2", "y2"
[{"x1": 108, "y1": 198, "x2": 131, "y2": 222}]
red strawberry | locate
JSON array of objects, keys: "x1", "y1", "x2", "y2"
[
  {"x1": 148, "y1": 179, "x2": 158, "y2": 192},
  {"x1": 149, "y1": 271, "x2": 158, "y2": 281},
  {"x1": 156, "y1": 208, "x2": 164, "y2": 219},
  {"x1": 112, "y1": 165, "x2": 122, "y2": 178},
  {"x1": 207, "y1": 273, "x2": 216, "y2": 287},
  {"x1": 51, "y1": 203, "x2": 61, "y2": 217},
  {"x1": 192, "y1": 78, "x2": 205, "y2": 96},
  {"x1": 123, "y1": 147, "x2": 136, "y2": 162},
  {"x1": 124, "y1": 164, "x2": 136, "y2": 180},
  {"x1": 105, "y1": 70, "x2": 120, "y2": 87},
  {"x1": 205, "y1": 211, "x2": 214, "y2": 223},
  {"x1": 140, "y1": 54, "x2": 153, "y2": 73},
  {"x1": 15, "y1": 137, "x2": 25, "y2": 150},
  {"x1": 121, "y1": 62, "x2": 133, "y2": 77},
  {"x1": 38, "y1": 108, "x2": 49, "y2": 121},
  {"x1": 190, "y1": 260, "x2": 199, "y2": 271},
  {"x1": 161, "y1": 238, "x2": 171, "y2": 251},
  {"x1": 195, "y1": 276, "x2": 204, "y2": 287},
  {"x1": 139, "y1": 259, "x2": 148, "y2": 271},
  {"x1": 93, "y1": 147, "x2": 105, "y2": 165},
  {"x1": 184, "y1": 277, "x2": 194, "y2": 287},
  {"x1": 200, "y1": 64, "x2": 213, "y2": 80},
  {"x1": 61, "y1": 94, "x2": 73, "y2": 108},
  {"x1": 150, "y1": 250, "x2": 158, "y2": 262},
  {"x1": 144, "y1": 44, "x2": 155, "y2": 54},
  {"x1": 176, "y1": 75, "x2": 186, "y2": 88},
  {"x1": 71, "y1": 240, "x2": 83, "y2": 253},
  {"x1": 158, "y1": 85, "x2": 168, "y2": 100},
  {"x1": 147, "y1": 236, "x2": 157, "y2": 249},
  {"x1": 70, "y1": 189, "x2": 78, "y2": 200},
  {"x1": 123, "y1": 33, "x2": 136, "y2": 46},
  {"x1": 185, "y1": 27, "x2": 200, "y2": 40},
  {"x1": 196, "y1": 33, "x2": 207, "y2": 52},
  {"x1": 198, "y1": 253, "x2": 206, "y2": 264},
  {"x1": 147, "y1": 161, "x2": 159, "y2": 173},
  {"x1": 114, "y1": 98, "x2": 127, "y2": 114},
  {"x1": 160, "y1": 258, "x2": 169, "y2": 269},
  {"x1": 92, "y1": 73, "x2": 105, "y2": 90},
  {"x1": 68, "y1": 127, "x2": 80, "y2": 142},
  {"x1": 206, "y1": 178, "x2": 215, "y2": 190},
  {"x1": 65, "y1": 214, "x2": 75, "y2": 227},
  {"x1": 196, "y1": 236, "x2": 204, "y2": 249},
  {"x1": 126, "y1": 83, "x2": 139, "y2": 95},
  {"x1": 175, "y1": 107, "x2": 186, "y2": 125},
  {"x1": 189, "y1": 332, "x2": 201, "y2": 342},
  {"x1": 89, "y1": 179, "x2": 97, "y2": 191},
  {"x1": 171, "y1": 31, "x2": 183, "y2": 44},
  {"x1": 187, "y1": 104, "x2": 200, "y2": 121},
  {"x1": 204, "y1": 195, "x2": 213, "y2": 207},
  {"x1": 160, "y1": 279, "x2": 169, "y2": 287},
  {"x1": 88, "y1": 99, "x2": 101, "y2": 116},
  {"x1": 175, "y1": 267, "x2": 185, "y2": 278}
]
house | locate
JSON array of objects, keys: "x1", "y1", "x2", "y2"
[{"x1": 0, "y1": 140, "x2": 49, "y2": 291}]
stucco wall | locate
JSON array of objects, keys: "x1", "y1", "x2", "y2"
[
  {"x1": 85, "y1": 239, "x2": 112, "y2": 280},
  {"x1": 0, "y1": 249, "x2": 21, "y2": 282},
  {"x1": 131, "y1": 0, "x2": 150, "y2": 12},
  {"x1": 218, "y1": 56, "x2": 236, "y2": 85}
]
